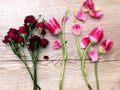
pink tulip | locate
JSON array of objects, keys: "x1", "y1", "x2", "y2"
[
  {"x1": 80, "y1": 35, "x2": 90, "y2": 48},
  {"x1": 88, "y1": 48, "x2": 98, "y2": 62},
  {"x1": 89, "y1": 6, "x2": 104, "y2": 18},
  {"x1": 61, "y1": 15, "x2": 69, "y2": 24},
  {"x1": 74, "y1": 10, "x2": 88, "y2": 21},
  {"x1": 72, "y1": 23, "x2": 81, "y2": 36},
  {"x1": 52, "y1": 39, "x2": 62, "y2": 49},
  {"x1": 89, "y1": 27, "x2": 104, "y2": 43},
  {"x1": 99, "y1": 39, "x2": 113, "y2": 53},
  {"x1": 82, "y1": 0, "x2": 94, "y2": 12},
  {"x1": 45, "y1": 17, "x2": 61, "y2": 35}
]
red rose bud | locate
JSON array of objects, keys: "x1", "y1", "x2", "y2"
[
  {"x1": 28, "y1": 36, "x2": 41, "y2": 51},
  {"x1": 89, "y1": 27, "x2": 104, "y2": 43},
  {"x1": 7, "y1": 28, "x2": 18, "y2": 41},
  {"x1": 37, "y1": 22, "x2": 46, "y2": 35},
  {"x1": 45, "y1": 17, "x2": 61, "y2": 35},
  {"x1": 72, "y1": 22, "x2": 81, "y2": 36},
  {"x1": 24, "y1": 15, "x2": 38, "y2": 27},
  {"x1": 37, "y1": 22, "x2": 45, "y2": 29},
  {"x1": 40, "y1": 38, "x2": 49, "y2": 48},
  {"x1": 80, "y1": 35, "x2": 90, "y2": 48},
  {"x1": 2, "y1": 36, "x2": 10, "y2": 43},
  {"x1": 82, "y1": 0, "x2": 94, "y2": 12},
  {"x1": 99, "y1": 39, "x2": 113, "y2": 53},
  {"x1": 18, "y1": 25, "x2": 29, "y2": 36},
  {"x1": 17, "y1": 36, "x2": 23, "y2": 43}
]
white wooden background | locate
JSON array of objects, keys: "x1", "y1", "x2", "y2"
[{"x1": 0, "y1": 0, "x2": 120, "y2": 90}]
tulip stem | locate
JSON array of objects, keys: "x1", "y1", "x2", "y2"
[
  {"x1": 82, "y1": 42, "x2": 93, "y2": 90},
  {"x1": 94, "y1": 61, "x2": 99, "y2": 90},
  {"x1": 75, "y1": 33, "x2": 82, "y2": 60},
  {"x1": 59, "y1": 11, "x2": 68, "y2": 90}
]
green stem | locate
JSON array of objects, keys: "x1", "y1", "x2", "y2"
[
  {"x1": 59, "y1": 12, "x2": 68, "y2": 90},
  {"x1": 34, "y1": 61, "x2": 37, "y2": 90},
  {"x1": 32, "y1": 52, "x2": 37, "y2": 90},
  {"x1": 75, "y1": 34, "x2": 82, "y2": 60},
  {"x1": 82, "y1": 42, "x2": 92, "y2": 90},
  {"x1": 94, "y1": 61, "x2": 99, "y2": 90}
]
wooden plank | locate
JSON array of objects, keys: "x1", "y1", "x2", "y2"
[{"x1": 0, "y1": 60, "x2": 120, "y2": 90}]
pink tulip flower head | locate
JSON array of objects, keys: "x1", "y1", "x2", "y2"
[
  {"x1": 80, "y1": 35, "x2": 90, "y2": 48},
  {"x1": 72, "y1": 20, "x2": 82, "y2": 36},
  {"x1": 45, "y1": 17, "x2": 61, "y2": 35},
  {"x1": 99, "y1": 39, "x2": 113, "y2": 53},
  {"x1": 89, "y1": 27, "x2": 104, "y2": 43}
]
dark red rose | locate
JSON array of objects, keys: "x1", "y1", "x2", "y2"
[
  {"x1": 28, "y1": 36, "x2": 41, "y2": 51},
  {"x1": 17, "y1": 36, "x2": 23, "y2": 43},
  {"x1": 37, "y1": 22, "x2": 45, "y2": 29},
  {"x1": 7, "y1": 28, "x2": 19, "y2": 40},
  {"x1": 3, "y1": 28, "x2": 23, "y2": 44},
  {"x1": 40, "y1": 38, "x2": 49, "y2": 48},
  {"x1": 18, "y1": 25, "x2": 29, "y2": 36},
  {"x1": 24, "y1": 15, "x2": 38, "y2": 27},
  {"x1": 2, "y1": 36, "x2": 10, "y2": 43},
  {"x1": 37, "y1": 22, "x2": 46, "y2": 35}
]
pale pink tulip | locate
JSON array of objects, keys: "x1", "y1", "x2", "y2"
[
  {"x1": 88, "y1": 48, "x2": 98, "y2": 62},
  {"x1": 72, "y1": 23, "x2": 81, "y2": 36}
]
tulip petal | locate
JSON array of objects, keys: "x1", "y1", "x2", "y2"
[
  {"x1": 45, "y1": 17, "x2": 61, "y2": 35},
  {"x1": 99, "y1": 39, "x2": 113, "y2": 53},
  {"x1": 89, "y1": 27, "x2": 104, "y2": 43},
  {"x1": 88, "y1": 48, "x2": 98, "y2": 62},
  {"x1": 82, "y1": 0, "x2": 94, "y2": 12},
  {"x1": 74, "y1": 10, "x2": 88, "y2": 21},
  {"x1": 80, "y1": 35, "x2": 90, "y2": 48},
  {"x1": 61, "y1": 15, "x2": 69, "y2": 24},
  {"x1": 52, "y1": 39, "x2": 62, "y2": 49},
  {"x1": 89, "y1": 6, "x2": 104, "y2": 18}
]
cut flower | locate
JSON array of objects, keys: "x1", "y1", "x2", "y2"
[
  {"x1": 45, "y1": 17, "x2": 61, "y2": 35},
  {"x1": 72, "y1": 21, "x2": 81, "y2": 36},
  {"x1": 89, "y1": 27, "x2": 104, "y2": 43},
  {"x1": 99, "y1": 39, "x2": 113, "y2": 53},
  {"x1": 80, "y1": 35, "x2": 90, "y2": 48}
]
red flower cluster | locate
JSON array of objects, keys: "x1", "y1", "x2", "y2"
[
  {"x1": 24, "y1": 15, "x2": 38, "y2": 28},
  {"x1": 3, "y1": 28, "x2": 23, "y2": 43}
]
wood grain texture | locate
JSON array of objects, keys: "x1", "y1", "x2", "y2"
[
  {"x1": 0, "y1": 60, "x2": 120, "y2": 90},
  {"x1": 0, "y1": 0, "x2": 120, "y2": 90}
]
